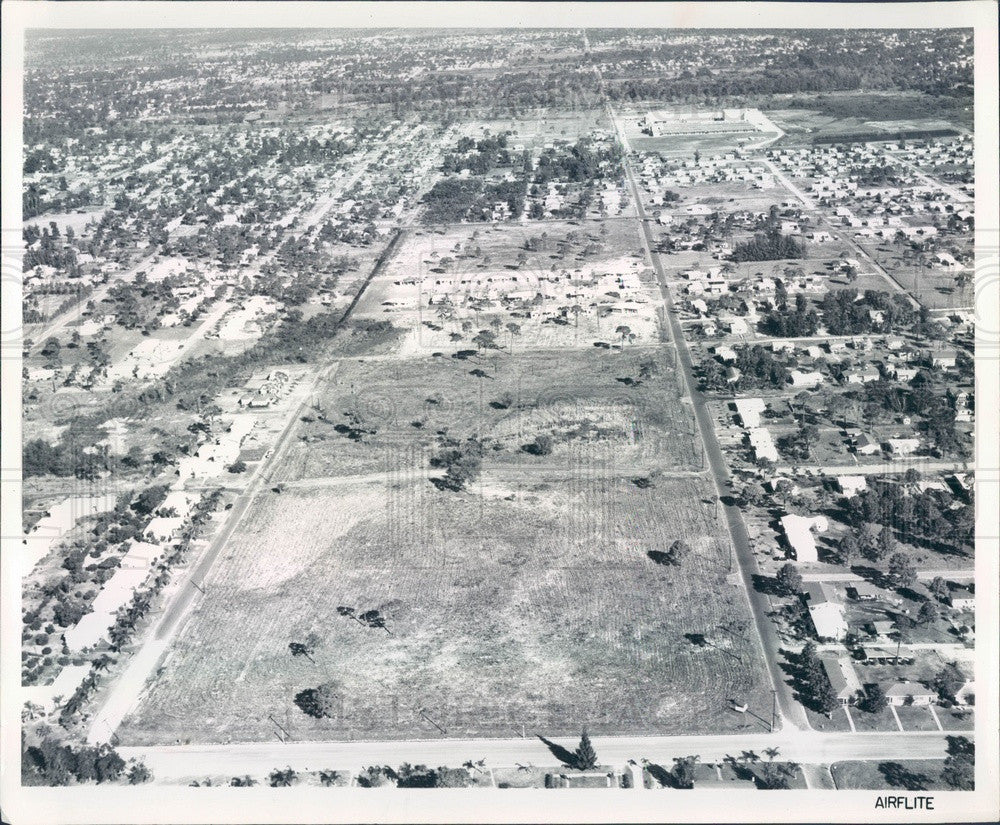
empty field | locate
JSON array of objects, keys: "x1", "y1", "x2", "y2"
[
  {"x1": 273, "y1": 347, "x2": 700, "y2": 481},
  {"x1": 118, "y1": 474, "x2": 770, "y2": 744}
]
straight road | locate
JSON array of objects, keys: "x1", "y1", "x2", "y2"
[
  {"x1": 86, "y1": 360, "x2": 341, "y2": 745},
  {"x1": 773, "y1": 459, "x2": 969, "y2": 477},
  {"x1": 608, "y1": 102, "x2": 808, "y2": 733},
  {"x1": 882, "y1": 150, "x2": 973, "y2": 204},
  {"x1": 754, "y1": 157, "x2": 921, "y2": 310},
  {"x1": 86, "y1": 230, "x2": 410, "y2": 746},
  {"x1": 800, "y1": 570, "x2": 974, "y2": 582},
  {"x1": 118, "y1": 729, "x2": 965, "y2": 782},
  {"x1": 27, "y1": 251, "x2": 159, "y2": 354}
]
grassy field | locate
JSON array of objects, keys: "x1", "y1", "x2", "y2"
[
  {"x1": 118, "y1": 471, "x2": 770, "y2": 744},
  {"x1": 273, "y1": 347, "x2": 700, "y2": 481},
  {"x1": 830, "y1": 759, "x2": 950, "y2": 791}
]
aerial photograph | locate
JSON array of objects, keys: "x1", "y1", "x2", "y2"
[{"x1": 5, "y1": 10, "x2": 995, "y2": 820}]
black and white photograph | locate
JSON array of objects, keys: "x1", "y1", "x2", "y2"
[{"x1": 1, "y1": 2, "x2": 997, "y2": 823}]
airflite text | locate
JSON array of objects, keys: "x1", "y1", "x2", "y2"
[{"x1": 875, "y1": 796, "x2": 935, "y2": 810}]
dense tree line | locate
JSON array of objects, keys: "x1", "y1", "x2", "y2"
[
  {"x1": 22, "y1": 735, "x2": 137, "y2": 785},
  {"x1": 731, "y1": 229, "x2": 805, "y2": 263},
  {"x1": 819, "y1": 290, "x2": 915, "y2": 335}
]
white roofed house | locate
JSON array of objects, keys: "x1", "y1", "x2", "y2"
[
  {"x1": 887, "y1": 438, "x2": 920, "y2": 456},
  {"x1": 820, "y1": 656, "x2": 863, "y2": 705},
  {"x1": 780, "y1": 514, "x2": 829, "y2": 564},
  {"x1": 733, "y1": 398, "x2": 767, "y2": 429},
  {"x1": 145, "y1": 515, "x2": 185, "y2": 545},
  {"x1": 803, "y1": 582, "x2": 848, "y2": 641},
  {"x1": 788, "y1": 370, "x2": 824, "y2": 389},
  {"x1": 836, "y1": 475, "x2": 867, "y2": 498},
  {"x1": 885, "y1": 681, "x2": 937, "y2": 707},
  {"x1": 852, "y1": 433, "x2": 880, "y2": 456},
  {"x1": 948, "y1": 586, "x2": 975, "y2": 611},
  {"x1": 929, "y1": 348, "x2": 958, "y2": 369},
  {"x1": 748, "y1": 427, "x2": 779, "y2": 463},
  {"x1": 713, "y1": 345, "x2": 738, "y2": 363}
]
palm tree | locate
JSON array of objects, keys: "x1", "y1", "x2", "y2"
[
  {"x1": 615, "y1": 324, "x2": 632, "y2": 352},
  {"x1": 318, "y1": 769, "x2": 339, "y2": 787},
  {"x1": 268, "y1": 766, "x2": 297, "y2": 787}
]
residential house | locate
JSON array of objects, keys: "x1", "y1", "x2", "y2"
[
  {"x1": 949, "y1": 587, "x2": 975, "y2": 611},
  {"x1": 733, "y1": 398, "x2": 767, "y2": 429},
  {"x1": 821, "y1": 657, "x2": 862, "y2": 705},
  {"x1": 836, "y1": 475, "x2": 867, "y2": 497},
  {"x1": 885, "y1": 681, "x2": 937, "y2": 707},
  {"x1": 788, "y1": 370, "x2": 824, "y2": 389},
  {"x1": 781, "y1": 514, "x2": 829, "y2": 564},
  {"x1": 803, "y1": 582, "x2": 848, "y2": 641}
]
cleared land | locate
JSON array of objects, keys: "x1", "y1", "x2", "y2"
[
  {"x1": 274, "y1": 348, "x2": 700, "y2": 481},
  {"x1": 118, "y1": 471, "x2": 770, "y2": 744}
]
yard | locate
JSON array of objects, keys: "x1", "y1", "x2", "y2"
[
  {"x1": 830, "y1": 759, "x2": 949, "y2": 791},
  {"x1": 118, "y1": 472, "x2": 771, "y2": 745}
]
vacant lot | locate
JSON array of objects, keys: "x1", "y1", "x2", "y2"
[
  {"x1": 273, "y1": 347, "x2": 700, "y2": 481},
  {"x1": 119, "y1": 473, "x2": 770, "y2": 744}
]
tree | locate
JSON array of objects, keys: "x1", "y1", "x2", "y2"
[
  {"x1": 230, "y1": 775, "x2": 257, "y2": 786},
  {"x1": 758, "y1": 747, "x2": 799, "y2": 790},
  {"x1": 294, "y1": 681, "x2": 341, "y2": 719},
  {"x1": 837, "y1": 534, "x2": 859, "y2": 565},
  {"x1": 127, "y1": 760, "x2": 152, "y2": 784},
  {"x1": 615, "y1": 325, "x2": 632, "y2": 351},
  {"x1": 917, "y1": 600, "x2": 938, "y2": 625},
  {"x1": 574, "y1": 729, "x2": 598, "y2": 770},
  {"x1": 776, "y1": 563, "x2": 803, "y2": 596},
  {"x1": 268, "y1": 767, "x2": 298, "y2": 787},
  {"x1": 932, "y1": 663, "x2": 965, "y2": 704},
  {"x1": 814, "y1": 676, "x2": 840, "y2": 716},
  {"x1": 318, "y1": 769, "x2": 340, "y2": 787},
  {"x1": 357, "y1": 765, "x2": 397, "y2": 788},
  {"x1": 941, "y1": 736, "x2": 974, "y2": 790},
  {"x1": 228, "y1": 460, "x2": 247, "y2": 474},
  {"x1": 670, "y1": 755, "x2": 699, "y2": 789},
  {"x1": 887, "y1": 552, "x2": 917, "y2": 589},
  {"x1": 858, "y1": 683, "x2": 887, "y2": 713},
  {"x1": 928, "y1": 576, "x2": 949, "y2": 603},
  {"x1": 666, "y1": 539, "x2": 691, "y2": 565},
  {"x1": 524, "y1": 433, "x2": 554, "y2": 456}
]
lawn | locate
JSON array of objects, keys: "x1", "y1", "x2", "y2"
[
  {"x1": 895, "y1": 705, "x2": 941, "y2": 732},
  {"x1": 849, "y1": 704, "x2": 901, "y2": 733},
  {"x1": 118, "y1": 472, "x2": 770, "y2": 745},
  {"x1": 936, "y1": 706, "x2": 974, "y2": 732},
  {"x1": 830, "y1": 760, "x2": 949, "y2": 791}
]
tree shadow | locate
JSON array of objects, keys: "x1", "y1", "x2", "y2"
[
  {"x1": 751, "y1": 574, "x2": 783, "y2": 596},
  {"x1": 644, "y1": 761, "x2": 678, "y2": 788},
  {"x1": 851, "y1": 565, "x2": 890, "y2": 589},
  {"x1": 684, "y1": 632, "x2": 708, "y2": 647},
  {"x1": 879, "y1": 761, "x2": 929, "y2": 791},
  {"x1": 647, "y1": 550, "x2": 677, "y2": 566},
  {"x1": 536, "y1": 735, "x2": 577, "y2": 769}
]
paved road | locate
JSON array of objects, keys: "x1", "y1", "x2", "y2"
[
  {"x1": 27, "y1": 251, "x2": 160, "y2": 354},
  {"x1": 86, "y1": 230, "x2": 411, "y2": 746},
  {"x1": 773, "y1": 460, "x2": 969, "y2": 477},
  {"x1": 117, "y1": 729, "x2": 965, "y2": 781},
  {"x1": 609, "y1": 104, "x2": 808, "y2": 734},
  {"x1": 883, "y1": 150, "x2": 972, "y2": 204},
  {"x1": 800, "y1": 570, "x2": 974, "y2": 582},
  {"x1": 754, "y1": 157, "x2": 921, "y2": 310}
]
